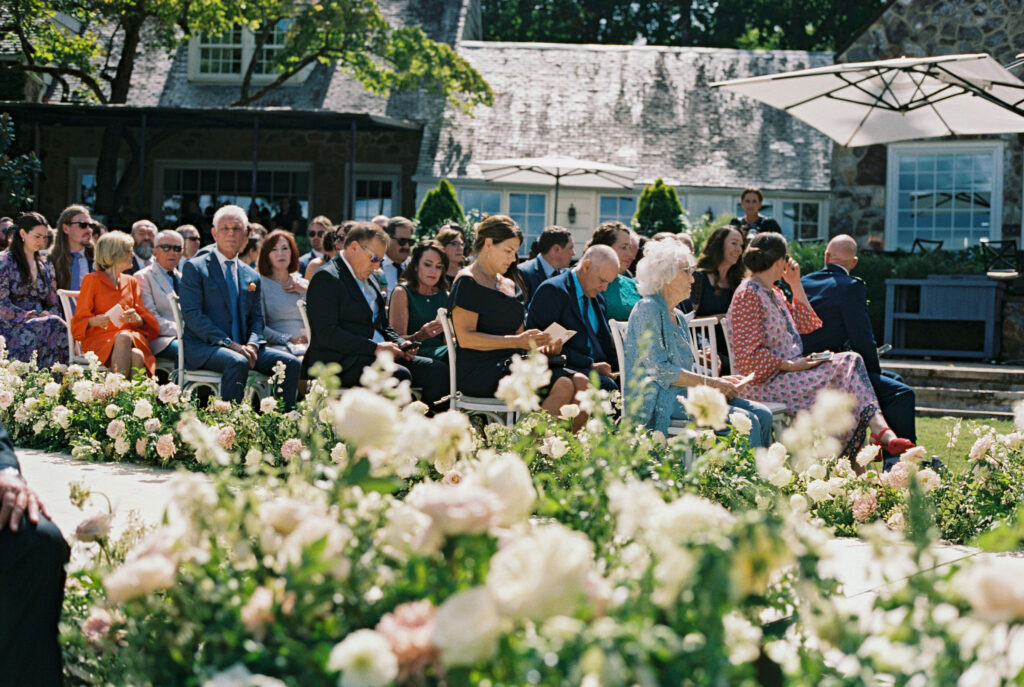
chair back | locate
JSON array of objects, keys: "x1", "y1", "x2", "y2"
[
  {"x1": 56, "y1": 289, "x2": 83, "y2": 361},
  {"x1": 687, "y1": 316, "x2": 721, "y2": 377},
  {"x1": 437, "y1": 307, "x2": 459, "y2": 410},
  {"x1": 297, "y1": 299, "x2": 311, "y2": 340},
  {"x1": 979, "y1": 238, "x2": 1022, "y2": 280},
  {"x1": 911, "y1": 238, "x2": 944, "y2": 254},
  {"x1": 167, "y1": 292, "x2": 187, "y2": 381},
  {"x1": 608, "y1": 319, "x2": 629, "y2": 388},
  {"x1": 719, "y1": 315, "x2": 734, "y2": 364}
]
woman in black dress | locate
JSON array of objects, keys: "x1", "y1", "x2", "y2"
[
  {"x1": 449, "y1": 215, "x2": 588, "y2": 426},
  {"x1": 692, "y1": 226, "x2": 746, "y2": 373},
  {"x1": 730, "y1": 187, "x2": 782, "y2": 240}
]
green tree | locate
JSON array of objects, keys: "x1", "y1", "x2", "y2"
[
  {"x1": 416, "y1": 179, "x2": 465, "y2": 237},
  {"x1": 0, "y1": 112, "x2": 42, "y2": 210},
  {"x1": 633, "y1": 178, "x2": 684, "y2": 237},
  {"x1": 2, "y1": 0, "x2": 492, "y2": 221}
]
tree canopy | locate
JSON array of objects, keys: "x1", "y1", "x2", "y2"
[{"x1": 481, "y1": 0, "x2": 889, "y2": 51}]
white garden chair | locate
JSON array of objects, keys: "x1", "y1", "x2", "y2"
[
  {"x1": 438, "y1": 307, "x2": 517, "y2": 427},
  {"x1": 297, "y1": 299, "x2": 311, "y2": 340}
]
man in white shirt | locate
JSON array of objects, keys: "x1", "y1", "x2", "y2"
[
  {"x1": 134, "y1": 230, "x2": 184, "y2": 362},
  {"x1": 380, "y1": 216, "x2": 414, "y2": 297},
  {"x1": 126, "y1": 219, "x2": 157, "y2": 274}
]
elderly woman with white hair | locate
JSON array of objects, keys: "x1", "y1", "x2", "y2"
[{"x1": 622, "y1": 238, "x2": 773, "y2": 447}]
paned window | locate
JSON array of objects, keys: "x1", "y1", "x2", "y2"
[
  {"x1": 599, "y1": 196, "x2": 636, "y2": 224},
  {"x1": 509, "y1": 193, "x2": 547, "y2": 255}
]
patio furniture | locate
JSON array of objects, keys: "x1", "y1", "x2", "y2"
[
  {"x1": 912, "y1": 238, "x2": 944, "y2": 254},
  {"x1": 437, "y1": 307, "x2": 517, "y2": 427},
  {"x1": 884, "y1": 275, "x2": 1003, "y2": 359},
  {"x1": 979, "y1": 238, "x2": 1022, "y2": 281}
]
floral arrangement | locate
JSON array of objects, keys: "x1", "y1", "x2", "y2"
[{"x1": 48, "y1": 347, "x2": 1024, "y2": 686}]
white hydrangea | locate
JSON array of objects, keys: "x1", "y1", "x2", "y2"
[
  {"x1": 495, "y1": 350, "x2": 551, "y2": 413},
  {"x1": 723, "y1": 612, "x2": 763, "y2": 665}
]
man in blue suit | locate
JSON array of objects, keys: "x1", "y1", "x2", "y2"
[
  {"x1": 180, "y1": 205, "x2": 301, "y2": 408},
  {"x1": 518, "y1": 225, "x2": 575, "y2": 303},
  {"x1": 526, "y1": 245, "x2": 620, "y2": 391},
  {"x1": 801, "y1": 234, "x2": 916, "y2": 465}
]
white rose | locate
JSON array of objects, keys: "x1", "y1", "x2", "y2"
[
  {"x1": 810, "y1": 389, "x2": 857, "y2": 437},
  {"x1": 886, "y1": 510, "x2": 906, "y2": 531},
  {"x1": 723, "y1": 612, "x2": 762, "y2": 665},
  {"x1": 376, "y1": 500, "x2": 443, "y2": 559},
  {"x1": 789, "y1": 494, "x2": 809, "y2": 512},
  {"x1": 917, "y1": 467, "x2": 940, "y2": 493},
  {"x1": 144, "y1": 418, "x2": 161, "y2": 433},
  {"x1": 405, "y1": 482, "x2": 499, "y2": 536},
  {"x1": 804, "y1": 463, "x2": 826, "y2": 481},
  {"x1": 203, "y1": 663, "x2": 287, "y2": 687},
  {"x1": 105, "y1": 404, "x2": 121, "y2": 419},
  {"x1": 330, "y1": 442, "x2": 349, "y2": 467},
  {"x1": 260, "y1": 397, "x2": 277, "y2": 414},
  {"x1": 805, "y1": 479, "x2": 832, "y2": 503},
  {"x1": 106, "y1": 419, "x2": 125, "y2": 439},
  {"x1": 432, "y1": 587, "x2": 503, "y2": 666},
  {"x1": 955, "y1": 558, "x2": 1024, "y2": 622},
  {"x1": 0, "y1": 389, "x2": 13, "y2": 409},
  {"x1": 487, "y1": 524, "x2": 594, "y2": 621},
  {"x1": 330, "y1": 388, "x2": 401, "y2": 451},
  {"x1": 72, "y1": 380, "x2": 94, "y2": 403},
  {"x1": 114, "y1": 435, "x2": 130, "y2": 456},
  {"x1": 755, "y1": 443, "x2": 788, "y2": 480},
  {"x1": 728, "y1": 410, "x2": 752, "y2": 436},
  {"x1": 653, "y1": 494, "x2": 735, "y2": 546},
  {"x1": 855, "y1": 444, "x2": 881, "y2": 467},
  {"x1": 559, "y1": 404, "x2": 580, "y2": 419},
  {"x1": 75, "y1": 513, "x2": 113, "y2": 542},
  {"x1": 44, "y1": 381, "x2": 61, "y2": 397},
  {"x1": 104, "y1": 554, "x2": 177, "y2": 603},
  {"x1": 538, "y1": 435, "x2": 568, "y2": 459},
  {"x1": 52, "y1": 405, "x2": 71, "y2": 429},
  {"x1": 464, "y1": 452, "x2": 536, "y2": 527},
  {"x1": 327, "y1": 629, "x2": 398, "y2": 687},
  {"x1": 133, "y1": 399, "x2": 153, "y2": 419},
  {"x1": 261, "y1": 498, "x2": 315, "y2": 536},
  {"x1": 767, "y1": 467, "x2": 793, "y2": 488},
  {"x1": 680, "y1": 385, "x2": 729, "y2": 430}
]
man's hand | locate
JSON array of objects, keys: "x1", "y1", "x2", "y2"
[
  {"x1": 591, "y1": 361, "x2": 613, "y2": 377},
  {"x1": 0, "y1": 473, "x2": 46, "y2": 532},
  {"x1": 229, "y1": 342, "x2": 258, "y2": 368},
  {"x1": 375, "y1": 342, "x2": 404, "y2": 359}
]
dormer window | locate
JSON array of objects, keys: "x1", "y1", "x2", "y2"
[{"x1": 187, "y1": 22, "x2": 308, "y2": 84}]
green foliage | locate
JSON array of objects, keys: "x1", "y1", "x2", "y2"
[
  {"x1": 481, "y1": 0, "x2": 889, "y2": 51},
  {"x1": 633, "y1": 178, "x2": 684, "y2": 237},
  {"x1": 689, "y1": 212, "x2": 736, "y2": 256},
  {"x1": 416, "y1": 179, "x2": 466, "y2": 237},
  {"x1": 0, "y1": 113, "x2": 40, "y2": 210}
]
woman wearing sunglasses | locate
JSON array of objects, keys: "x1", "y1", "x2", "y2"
[
  {"x1": 51, "y1": 204, "x2": 96, "y2": 291},
  {"x1": 303, "y1": 226, "x2": 342, "y2": 280}
]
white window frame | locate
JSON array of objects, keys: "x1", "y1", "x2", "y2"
[
  {"x1": 152, "y1": 159, "x2": 314, "y2": 225},
  {"x1": 187, "y1": 23, "x2": 311, "y2": 85},
  {"x1": 777, "y1": 198, "x2": 827, "y2": 242},
  {"x1": 349, "y1": 164, "x2": 402, "y2": 221},
  {"x1": 598, "y1": 194, "x2": 638, "y2": 225},
  {"x1": 885, "y1": 140, "x2": 1004, "y2": 251}
]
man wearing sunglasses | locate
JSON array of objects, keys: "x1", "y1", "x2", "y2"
[
  {"x1": 298, "y1": 215, "x2": 332, "y2": 275},
  {"x1": 134, "y1": 230, "x2": 185, "y2": 363},
  {"x1": 380, "y1": 216, "x2": 415, "y2": 298},
  {"x1": 176, "y1": 224, "x2": 202, "y2": 259},
  {"x1": 304, "y1": 222, "x2": 448, "y2": 409}
]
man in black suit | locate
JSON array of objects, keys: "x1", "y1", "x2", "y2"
[
  {"x1": 801, "y1": 234, "x2": 916, "y2": 465},
  {"x1": 0, "y1": 422, "x2": 70, "y2": 687},
  {"x1": 526, "y1": 245, "x2": 620, "y2": 391},
  {"x1": 304, "y1": 222, "x2": 448, "y2": 406},
  {"x1": 517, "y1": 225, "x2": 575, "y2": 303}
]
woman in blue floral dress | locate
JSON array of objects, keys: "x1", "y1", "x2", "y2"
[{"x1": 0, "y1": 213, "x2": 68, "y2": 367}]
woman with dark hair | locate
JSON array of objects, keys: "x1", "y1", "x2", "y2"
[
  {"x1": 0, "y1": 212, "x2": 67, "y2": 366},
  {"x1": 258, "y1": 230, "x2": 308, "y2": 357},
  {"x1": 448, "y1": 215, "x2": 587, "y2": 425},
  {"x1": 726, "y1": 233, "x2": 913, "y2": 462},
  {"x1": 389, "y1": 240, "x2": 449, "y2": 360},
  {"x1": 691, "y1": 226, "x2": 746, "y2": 372},
  {"x1": 435, "y1": 225, "x2": 466, "y2": 280},
  {"x1": 586, "y1": 221, "x2": 640, "y2": 320},
  {"x1": 730, "y1": 187, "x2": 782, "y2": 240}
]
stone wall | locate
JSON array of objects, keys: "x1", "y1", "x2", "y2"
[
  {"x1": 830, "y1": 0, "x2": 1024, "y2": 246},
  {"x1": 27, "y1": 121, "x2": 423, "y2": 226}
]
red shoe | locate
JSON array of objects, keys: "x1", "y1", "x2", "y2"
[{"x1": 870, "y1": 427, "x2": 915, "y2": 455}]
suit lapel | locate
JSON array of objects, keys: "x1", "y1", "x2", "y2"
[
  {"x1": 335, "y1": 257, "x2": 374, "y2": 318},
  {"x1": 153, "y1": 267, "x2": 174, "y2": 296},
  {"x1": 566, "y1": 275, "x2": 605, "y2": 356}
]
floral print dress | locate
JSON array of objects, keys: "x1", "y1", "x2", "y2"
[
  {"x1": 0, "y1": 250, "x2": 68, "y2": 367},
  {"x1": 726, "y1": 278, "x2": 878, "y2": 453}
]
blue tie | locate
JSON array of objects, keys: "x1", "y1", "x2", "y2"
[{"x1": 224, "y1": 261, "x2": 242, "y2": 343}]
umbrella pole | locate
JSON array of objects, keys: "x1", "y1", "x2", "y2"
[{"x1": 553, "y1": 177, "x2": 560, "y2": 225}]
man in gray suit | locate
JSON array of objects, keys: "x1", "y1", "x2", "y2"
[{"x1": 134, "y1": 229, "x2": 183, "y2": 362}]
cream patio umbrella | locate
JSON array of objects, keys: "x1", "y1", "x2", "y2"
[
  {"x1": 476, "y1": 155, "x2": 636, "y2": 221},
  {"x1": 711, "y1": 53, "x2": 1024, "y2": 147}
]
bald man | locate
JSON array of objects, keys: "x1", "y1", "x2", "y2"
[
  {"x1": 801, "y1": 235, "x2": 916, "y2": 465},
  {"x1": 526, "y1": 245, "x2": 621, "y2": 391}
]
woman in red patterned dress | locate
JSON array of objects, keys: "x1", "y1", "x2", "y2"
[{"x1": 726, "y1": 233, "x2": 914, "y2": 459}]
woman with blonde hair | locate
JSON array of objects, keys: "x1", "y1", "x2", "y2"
[{"x1": 71, "y1": 232, "x2": 159, "y2": 375}]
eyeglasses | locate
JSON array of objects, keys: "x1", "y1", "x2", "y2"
[
  {"x1": 157, "y1": 244, "x2": 183, "y2": 253},
  {"x1": 358, "y1": 243, "x2": 385, "y2": 264},
  {"x1": 70, "y1": 221, "x2": 96, "y2": 230},
  {"x1": 395, "y1": 238, "x2": 412, "y2": 247}
]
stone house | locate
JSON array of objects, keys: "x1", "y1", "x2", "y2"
[{"x1": 829, "y1": 0, "x2": 1024, "y2": 251}]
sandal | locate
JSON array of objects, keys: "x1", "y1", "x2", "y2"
[{"x1": 870, "y1": 427, "x2": 916, "y2": 455}]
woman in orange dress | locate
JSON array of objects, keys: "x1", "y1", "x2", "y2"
[{"x1": 70, "y1": 231, "x2": 160, "y2": 375}]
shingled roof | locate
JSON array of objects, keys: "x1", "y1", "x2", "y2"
[{"x1": 417, "y1": 41, "x2": 835, "y2": 193}]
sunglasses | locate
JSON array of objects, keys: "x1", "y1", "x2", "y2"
[
  {"x1": 395, "y1": 237, "x2": 412, "y2": 247},
  {"x1": 184, "y1": 236, "x2": 201, "y2": 242},
  {"x1": 70, "y1": 221, "x2": 97, "y2": 230},
  {"x1": 157, "y1": 244, "x2": 183, "y2": 253},
  {"x1": 309, "y1": 230, "x2": 325, "y2": 238},
  {"x1": 358, "y1": 243, "x2": 385, "y2": 264}
]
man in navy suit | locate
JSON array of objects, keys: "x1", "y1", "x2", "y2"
[
  {"x1": 526, "y1": 245, "x2": 620, "y2": 391},
  {"x1": 303, "y1": 222, "x2": 448, "y2": 407},
  {"x1": 801, "y1": 234, "x2": 916, "y2": 464},
  {"x1": 180, "y1": 205, "x2": 301, "y2": 408},
  {"x1": 518, "y1": 225, "x2": 575, "y2": 303},
  {"x1": 0, "y1": 421, "x2": 70, "y2": 687}
]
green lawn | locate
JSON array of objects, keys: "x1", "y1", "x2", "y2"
[{"x1": 915, "y1": 415, "x2": 1015, "y2": 472}]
